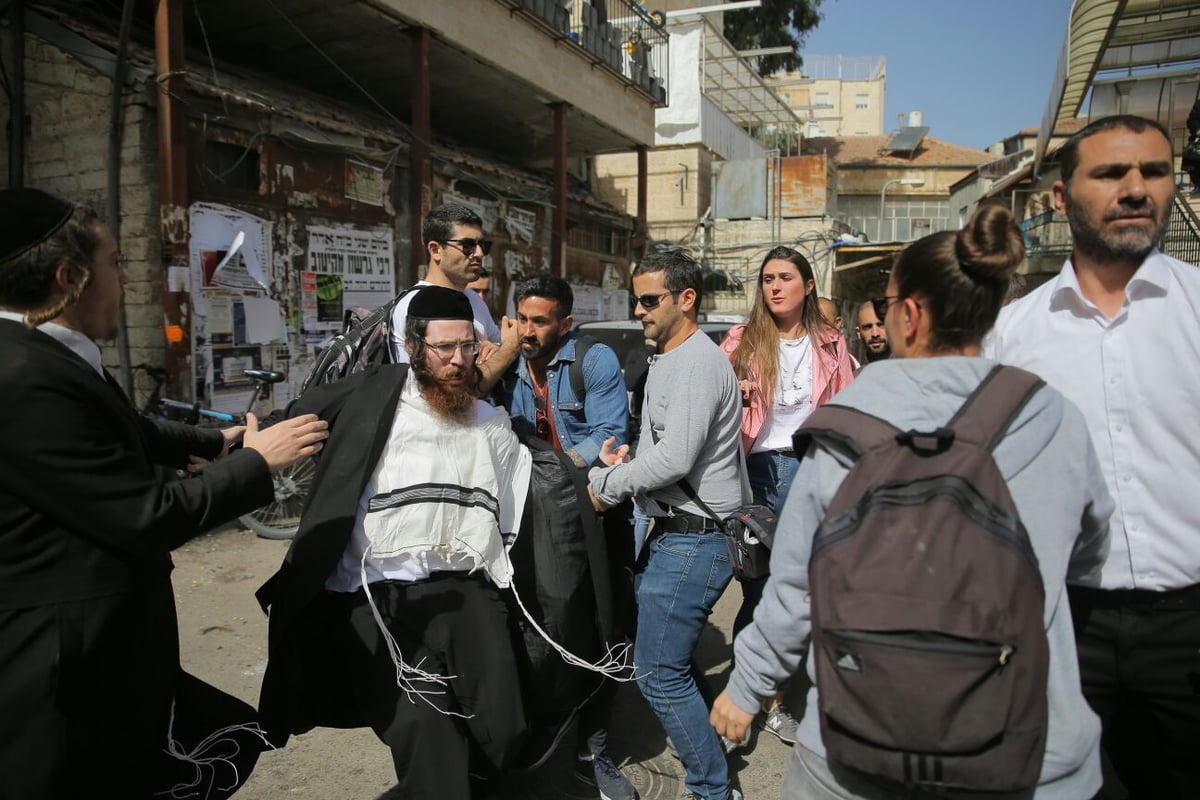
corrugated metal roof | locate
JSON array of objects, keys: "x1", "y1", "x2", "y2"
[{"x1": 1035, "y1": 0, "x2": 1200, "y2": 172}]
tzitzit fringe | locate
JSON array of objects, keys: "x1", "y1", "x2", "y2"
[
  {"x1": 359, "y1": 545, "x2": 473, "y2": 719},
  {"x1": 499, "y1": 563, "x2": 639, "y2": 682},
  {"x1": 157, "y1": 701, "x2": 273, "y2": 800}
]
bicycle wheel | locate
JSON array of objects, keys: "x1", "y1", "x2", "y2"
[{"x1": 239, "y1": 456, "x2": 315, "y2": 540}]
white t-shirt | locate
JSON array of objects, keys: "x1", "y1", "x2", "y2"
[
  {"x1": 751, "y1": 335, "x2": 813, "y2": 454},
  {"x1": 387, "y1": 281, "x2": 501, "y2": 363}
]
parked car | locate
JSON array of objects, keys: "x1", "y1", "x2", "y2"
[{"x1": 575, "y1": 317, "x2": 743, "y2": 369}]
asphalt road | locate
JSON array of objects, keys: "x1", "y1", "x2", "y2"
[{"x1": 173, "y1": 524, "x2": 800, "y2": 800}]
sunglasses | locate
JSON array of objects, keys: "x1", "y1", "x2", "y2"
[
  {"x1": 421, "y1": 339, "x2": 481, "y2": 360},
  {"x1": 629, "y1": 290, "x2": 680, "y2": 311},
  {"x1": 871, "y1": 296, "x2": 902, "y2": 321},
  {"x1": 534, "y1": 394, "x2": 550, "y2": 438},
  {"x1": 441, "y1": 238, "x2": 493, "y2": 256}
]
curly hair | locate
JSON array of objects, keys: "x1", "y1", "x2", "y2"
[{"x1": 0, "y1": 205, "x2": 104, "y2": 328}]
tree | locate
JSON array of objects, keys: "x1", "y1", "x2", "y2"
[{"x1": 723, "y1": 1, "x2": 823, "y2": 78}]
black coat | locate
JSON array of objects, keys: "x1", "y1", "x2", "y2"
[
  {"x1": 0, "y1": 319, "x2": 274, "y2": 799},
  {"x1": 256, "y1": 363, "x2": 409, "y2": 740}
]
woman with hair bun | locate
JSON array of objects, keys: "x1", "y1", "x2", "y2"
[
  {"x1": 713, "y1": 205, "x2": 1114, "y2": 800},
  {"x1": 719, "y1": 245, "x2": 855, "y2": 745}
]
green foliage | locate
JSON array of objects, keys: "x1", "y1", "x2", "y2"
[{"x1": 723, "y1": 0, "x2": 823, "y2": 78}]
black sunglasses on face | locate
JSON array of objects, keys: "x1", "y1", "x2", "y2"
[
  {"x1": 871, "y1": 296, "x2": 901, "y2": 321},
  {"x1": 441, "y1": 238, "x2": 493, "y2": 256},
  {"x1": 629, "y1": 290, "x2": 680, "y2": 311}
]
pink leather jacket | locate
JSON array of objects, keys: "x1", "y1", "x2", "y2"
[{"x1": 720, "y1": 323, "x2": 855, "y2": 452}]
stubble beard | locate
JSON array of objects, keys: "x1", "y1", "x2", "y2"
[{"x1": 1066, "y1": 190, "x2": 1164, "y2": 267}]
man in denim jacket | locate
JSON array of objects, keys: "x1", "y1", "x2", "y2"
[
  {"x1": 506, "y1": 273, "x2": 635, "y2": 800},
  {"x1": 507, "y1": 274, "x2": 627, "y2": 467}
]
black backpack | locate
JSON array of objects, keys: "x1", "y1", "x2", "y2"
[
  {"x1": 793, "y1": 365, "x2": 1050, "y2": 793},
  {"x1": 298, "y1": 290, "x2": 415, "y2": 395}
]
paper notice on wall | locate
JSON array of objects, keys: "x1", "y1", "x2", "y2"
[
  {"x1": 345, "y1": 159, "x2": 385, "y2": 207},
  {"x1": 242, "y1": 296, "x2": 286, "y2": 344},
  {"x1": 167, "y1": 266, "x2": 191, "y2": 293},
  {"x1": 505, "y1": 206, "x2": 536, "y2": 244},
  {"x1": 303, "y1": 226, "x2": 394, "y2": 332},
  {"x1": 189, "y1": 204, "x2": 272, "y2": 292},
  {"x1": 572, "y1": 285, "x2": 604, "y2": 325}
]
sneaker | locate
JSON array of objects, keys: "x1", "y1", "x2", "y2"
[
  {"x1": 574, "y1": 750, "x2": 638, "y2": 800},
  {"x1": 759, "y1": 703, "x2": 799, "y2": 745},
  {"x1": 680, "y1": 791, "x2": 743, "y2": 800}
]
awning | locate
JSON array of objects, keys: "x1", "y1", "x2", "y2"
[
  {"x1": 1035, "y1": 0, "x2": 1200, "y2": 174},
  {"x1": 688, "y1": 15, "x2": 803, "y2": 129}
]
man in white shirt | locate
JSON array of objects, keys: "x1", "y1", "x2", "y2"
[
  {"x1": 388, "y1": 203, "x2": 518, "y2": 393},
  {"x1": 986, "y1": 114, "x2": 1200, "y2": 799},
  {"x1": 258, "y1": 286, "x2": 531, "y2": 800}
]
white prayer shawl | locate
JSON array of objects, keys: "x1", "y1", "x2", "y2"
[{"x1": 325, "y1": 377, "x2": 531, "y2": 593}]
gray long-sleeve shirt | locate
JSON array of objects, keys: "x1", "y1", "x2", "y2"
[
  {"x1": 589, "y1": 329, "x2": 743, "y2": 518},
  {"x1": 727, "y1": 357, "x2": 1112, "y2": 800}
]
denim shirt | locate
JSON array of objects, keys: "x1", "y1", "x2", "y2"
[{"x1": 508, "y1": 332, "x2": 628, "y2": 468}]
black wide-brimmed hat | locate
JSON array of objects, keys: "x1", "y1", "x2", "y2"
[{"x1": 0, "y1": 188, "x2": 74, "y2": 264}]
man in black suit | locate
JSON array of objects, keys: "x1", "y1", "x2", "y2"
[
  {"x1": 258, "y1": 286, "x2": 531, "y2": 800},
  {"x1": 0, "y1": 188, "x2": 328, "y2": 799}
]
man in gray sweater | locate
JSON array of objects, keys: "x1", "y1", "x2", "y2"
[{"x1": 589, "y1": 251, "x2": 744, "y2": 800}]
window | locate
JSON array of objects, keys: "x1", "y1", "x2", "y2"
[
  {"x1": 855, "y1": 93, "x2": 870, "y2": 110},
  {"x1": 815, "y1": 91, "x2": 832, "y2": 107}
]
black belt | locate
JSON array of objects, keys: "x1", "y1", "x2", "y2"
[
  {"x1": 1068, "y1": 583, "x2": 1200, "y2": 611},
  {"x1": 653, "y1": 508, "x2": 722, "y2": 533}
]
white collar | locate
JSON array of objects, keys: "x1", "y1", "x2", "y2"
[{"x1": 0, "y1": 310, "x2": 105, "y2": 376}]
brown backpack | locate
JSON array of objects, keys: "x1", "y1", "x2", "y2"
[{"x1": 793, "y1": 365, "x2": 1050, "y2": 792}]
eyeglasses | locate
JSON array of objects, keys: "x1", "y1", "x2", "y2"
[
  {"x1": 421, "y1": 338, "x2": 481, "y2": 360},
  {"x1": 113, "y1": 254, "x2": 129, "y2": 271},
  {"x1": 441, "y1": 238, "x2": 493, "y2": 256},
  {"x1": 630, "y1": 290, "x2": 680, "y2": 311},
  {"x1": 534, "y1": 394, "x2": 551, "y2": 439},
  {"x1": 871, "y1": 296, "x2": 902, "y2": 320}
]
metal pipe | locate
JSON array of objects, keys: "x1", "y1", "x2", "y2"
[
  {"x1": 109, "y1": 0, "x2": 135, "y2": 395},
  {"x1": 7, "y1": 0, "x2": 24, "y2": 188}
]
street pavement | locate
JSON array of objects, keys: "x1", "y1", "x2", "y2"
[{"x1": 173, "y1": 523, "x2": 801, "y2": 800}]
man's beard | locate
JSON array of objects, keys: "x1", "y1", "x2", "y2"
[
  {"x1": 864, "y1": 340, "x2": 890, "y2": 362},
  {"x1": 1065, "y1": 190, "x2": 1166, "y2": 266},
  {"x1": 413, "y1": 360, "x2": 481, "y2": 423}
]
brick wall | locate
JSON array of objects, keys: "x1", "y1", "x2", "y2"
[{"x1": 1, "y1": 34, "x2": 163, "y2": 390}]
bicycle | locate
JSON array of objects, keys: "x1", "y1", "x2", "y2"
[{"x1": 134, "y1": 364, "x2": 314, "y2": 540}]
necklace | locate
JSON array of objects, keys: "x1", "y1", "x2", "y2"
[{"x1": 776, "y1": 336, "x2": 811, "y2": 407}]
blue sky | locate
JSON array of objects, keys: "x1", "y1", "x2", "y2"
[{"x1": 798, "y1": 0, "x2": 1072, "y2": 150}]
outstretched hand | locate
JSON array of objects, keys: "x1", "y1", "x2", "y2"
[
  {"x1": 242, "y1": 412, "x2": 329, "y2": 471},
  {"x1": 597, "y1": 436, "x2": 630, "y2": 467}
]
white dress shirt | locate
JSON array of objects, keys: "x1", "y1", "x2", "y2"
[
  {"x1": 0, "y1": 311, "x2": 104, "y2": 376},
  {"x1": 985, "y1": 251, "x2": 1200, "y2": 591}
]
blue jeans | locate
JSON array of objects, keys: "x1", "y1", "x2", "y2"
[
  {"x1": 634, "y1": 530, "x2": 734, "y2": 800},
  {"x1": 734, "y1": 451, "x2": 800, "y2": 639}
]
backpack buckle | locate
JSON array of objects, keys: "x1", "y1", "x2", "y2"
[{"x1": 896, "y1": 427, "x2": 955, "y2": 454}]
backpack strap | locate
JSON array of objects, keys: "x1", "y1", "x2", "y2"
[
  {"x1": 793, "y1": 404, "x2": 901, "y2": 461},
  {"x1": 947, "y1": 365, "x2": 1045, "y2": 451},
  {"x1": 569, "y1": 334, "x2": 598, "y2": 402}
]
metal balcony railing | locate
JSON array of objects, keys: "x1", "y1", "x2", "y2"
[
  {"x1": 506, "y1": 0, "x2": 669, "y2": 104},
  {"x1": 1163, "y1": 194, "x2": 1200, "y2": 266}
]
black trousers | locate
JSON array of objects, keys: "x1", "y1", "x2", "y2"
[
  {"x1": 337, "y1": 574, "x2": 527, "y2": 800},
  {"x1": 1069, "y1": 585, "x2": 1200, "y2": 800}
]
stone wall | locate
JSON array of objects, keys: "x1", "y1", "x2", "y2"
[{"x1": 1, "y1": 34, "x2": 163, "y2": 383}]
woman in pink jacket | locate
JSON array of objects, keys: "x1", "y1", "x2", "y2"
[{"x1": 720, "y1": 245, "x2": 855, "y2": 745}]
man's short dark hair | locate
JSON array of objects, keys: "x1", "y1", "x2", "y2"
[
  {"x1": 514, "y1": 273, "x2": 573, "y2": 317},
  {"x1": 1058, "y1": 115, "x2": 1173, "y2": 186},
  {"x1": 422, "y1": 203, "x2": 484, "y2": 249},
  {"x1": 632, "y1": 250, "x2": 704, "y2": 306}
]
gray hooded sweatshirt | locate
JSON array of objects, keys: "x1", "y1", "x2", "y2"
[{"x1": 726, "y1": 357, "x2": 1112, "y2": 800}]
